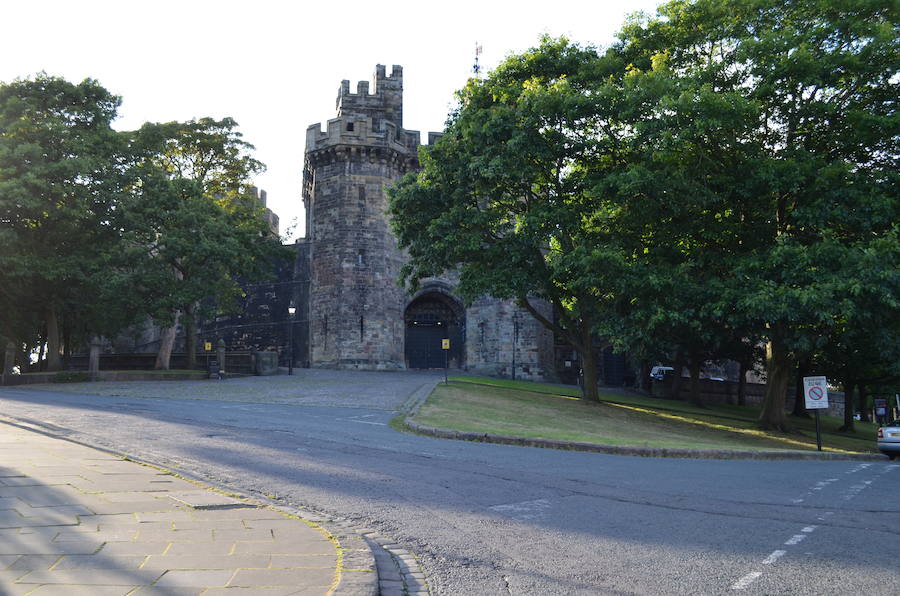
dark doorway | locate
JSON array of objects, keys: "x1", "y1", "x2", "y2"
[{"x1": 404, "y1": 292, "x2": 464, "y2": 369}]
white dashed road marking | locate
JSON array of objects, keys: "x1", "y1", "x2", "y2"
[
  {"x1": 731, "y1": 463, "x2": 896, "y2": 591},
  {"x1": 732, "y1": 572, "x2": 762, "y2": 590},
  {"x1": 489, "y1": 498, "x2": 553, "y2": 521},
  {"x1": 761, "y1": 550, "x2": 786, "y2": 565}
]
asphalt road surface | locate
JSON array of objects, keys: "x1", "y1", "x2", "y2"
[{"x1": 1, "y1": 372, "x2": 898, "y2": 595}]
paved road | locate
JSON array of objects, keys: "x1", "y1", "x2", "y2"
[{"x1": 1, "y1": 372, "x2": 898, "y2": 595}]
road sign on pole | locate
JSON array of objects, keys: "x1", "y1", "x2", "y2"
[
  {"x1": 803, "y1": 376, "x2": 829, "y2": 452},
  {"x1": 803, "y1": 376, "x2": 829, "y2": 409}
]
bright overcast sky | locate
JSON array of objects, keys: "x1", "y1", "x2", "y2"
[{"x1": 2, "y1": 0, "x2": 662, "y2": 240}]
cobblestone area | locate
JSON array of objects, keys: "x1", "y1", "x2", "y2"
[{"x1": 18, "y1": 369, "x2": 441, "y2": 411}]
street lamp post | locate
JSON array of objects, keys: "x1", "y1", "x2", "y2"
[{"x1": 287, "y1": 304, "x2": 296, "y2": 376}]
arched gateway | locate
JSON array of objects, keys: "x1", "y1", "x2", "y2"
[{"x1": 404, "y1": 290, "x2": 464, "y2": 369}]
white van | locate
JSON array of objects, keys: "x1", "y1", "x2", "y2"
[{"x1": 650, "y1": 366, "x2": 675, "y2": 381}]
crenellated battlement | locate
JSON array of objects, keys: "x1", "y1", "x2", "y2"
[
  {"x1": 306, "y1": 64, "x2": 441, "y2": 158},
  {"x1": 305, "y1": 115, "x2": 427, "y2": 155},
  {"x1": 334, "y1": 64, "x2": 405, "y2": 131},
  {"x1": 303, "y1": 64, "x2": 444, "y2": 217}
]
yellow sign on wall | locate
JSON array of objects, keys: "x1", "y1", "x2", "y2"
[
  {"x1": 442, "y1": 339, "x2": 450, "y2": 350},
  {"x1": 204, "y1": 341, "x2": 212, "y2": 352}
]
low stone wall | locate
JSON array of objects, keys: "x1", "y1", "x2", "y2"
[
  {"x1": 1, "y1": 370, "x2": 207, "y2": 385},
  {"x1": 59, "y1": 351, "x2": 274, "y2": 377}
]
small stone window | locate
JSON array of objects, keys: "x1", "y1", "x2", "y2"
[{"x1": 346, "y1": 121, "x2": 354, "y2": 132}]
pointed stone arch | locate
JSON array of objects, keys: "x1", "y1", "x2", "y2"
[{"x1": 404, "y1": 283, "x2": 465, "y2": 369}]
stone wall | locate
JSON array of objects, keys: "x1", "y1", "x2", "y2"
[
  {"x1": 192, "y1": 241, "x2": 310, "y2": 367},
  {"x1": 465, "y1": 297, "x2": 556, "y2": 382}
]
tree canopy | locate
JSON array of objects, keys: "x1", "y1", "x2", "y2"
[
  {"x1": 390, "y1": 39, "x2": 627, "y2": 400},
  {"x1": 0, "y1": 74, "x2": 127, "y2": 368},
  {"x1": 618, "y1": 0, "x2": 899, "y2": 428},
  {"x1": 389, "y1": 0, "x2": 899, "y2": 422},
  {"x1": 120, "y1": 118, "x2": 286, "y2": 369},
  {"x1": 0, "y1": 74, "x2": 287, "y2": 371}
]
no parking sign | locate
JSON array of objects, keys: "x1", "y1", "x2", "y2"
[{"x1": 803, "y1": 376, "x2": 829, "y2": 409}]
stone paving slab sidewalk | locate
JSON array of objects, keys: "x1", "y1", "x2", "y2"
[{"x1": 0, "y1": 420, "x2": 376, "y2": 595}]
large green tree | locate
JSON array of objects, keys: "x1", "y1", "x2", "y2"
[
  {"x1": 0, "y1": 74, "x2": 128, "y2": 370},
  {"x1": 619, "y1": 0, "x2": 900, "y2": 429},
  {"x1": 119, "y1": 118, "x2": 286, "y2": 369},
  {"x1": 389, "y1": 39, "x2": 635, "y2": 400}
]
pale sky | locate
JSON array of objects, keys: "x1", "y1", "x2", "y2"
[{"x1": 2, "y1": 0, "x2": 662, "y2": 240}]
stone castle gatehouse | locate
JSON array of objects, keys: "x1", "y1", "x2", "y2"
[
  {"x1": 140, "y1": 65, "x2": 617, "y2": 381},
  {"x1": 111, "y1": 66, "x2": 641, "y2": 385},
  {"x1": 295, "y1": 65, "x2": 556, "y2": 379}
]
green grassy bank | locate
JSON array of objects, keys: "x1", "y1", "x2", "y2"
[{"x1": 406, "y1": 377, "x2": 878, "y2": 454}]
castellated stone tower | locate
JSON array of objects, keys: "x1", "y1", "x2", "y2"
[
  {"x1": 302, "y1": 64, "x2": 558, "y2": 379},
  {"x1": 303, "y1": 65, "x2": 428, "y2": 369}
]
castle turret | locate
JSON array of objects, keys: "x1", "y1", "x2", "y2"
[
  {"x1": 302, "y1": 65, "x2": 423, "y2": 369},
  {"x1": 336, "y1": 64, "x2": 404, "y2": 132}
]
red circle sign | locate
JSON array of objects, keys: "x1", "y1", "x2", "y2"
[{"x1": 808, "y1": 386, "x2": 824, "y2": 400}]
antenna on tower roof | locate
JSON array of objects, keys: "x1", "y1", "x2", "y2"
[{"x1": 473, "y1": 42, "x2": 483, "y2": 77}]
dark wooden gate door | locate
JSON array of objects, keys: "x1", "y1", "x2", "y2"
[{"x1": 406, "y1": 324, "x2": 446, "y2": 369}]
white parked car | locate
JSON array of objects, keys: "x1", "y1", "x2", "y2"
[
  {"x1": 877, "y1": 419, "x2": 900, "y2": 460},
  {"x1": 650, "y1": 366, "x2": 674, "y2": 381}
]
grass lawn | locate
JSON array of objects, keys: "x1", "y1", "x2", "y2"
[{"x1": 407, "y1": 376, "x2": 879, "y2": 454}]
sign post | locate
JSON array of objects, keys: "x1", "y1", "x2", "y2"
[
  {"x1": 874, "y1": 398, "x2": 888, "y2": 423},
  {"x1": 803, "y1": 376, "x2": 829, "y2": 451},
  {"x1": 441, "y1": 339, "x2": 450, "y2": 385},
  {"x1": 204, "y1": 340, "x2": 212, "y2": 373}
]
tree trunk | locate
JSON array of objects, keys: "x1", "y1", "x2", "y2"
[
  {"x1": 839, "y1": 380, "x2": 855, "y2": 432},
  {"x1": 759, "y1": 336, "x2": 793, "y2": 431},
  {"x1": 858, "y1": 384, "x2": 870, "y2": 423},
  {"x1": 688, "y1": 357, "x2": 703, "y2": 407},
  {"x1": 45, "y1": 307, "x2": 62, "y2": 372},
  {"x1": 62, "y1": 319, "x2": 71, "y2": 370},
  {"x1": 670, "y1": 351, "x2": 686, "y2": 400},
  {"x1": 638, "y1": 359, "x2": 650, "y2": 394},
  {"x1": 580, "y1": 346, "x2": 599, "y2": 401},
  {"x1": 155, "y1": 311, "x2": 181, "y2": 370},
  {"x1": 3, "y1": 341, "x2": 15, "y2": 382},
  {"x1": 88, "y1": 336, "x2": 101, "y2": 379},
  {"x1": 791, "y1": 358, "x2": 810, "y2": 418},
  {"x1": 737, "y1": 359, "x2": 747, "y2": 406},
  {"x1": 859, "y1": 384, "x2": 871, "y2": 422},
  {"x1": 184, "y1": 303, "x2": 197, "y2": 370},
  {"x1": 16, "y1": 343, "x2": 29, "y2": 373}
]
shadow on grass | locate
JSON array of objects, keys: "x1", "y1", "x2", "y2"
[{"x1": 437, "y1": 377, "x2": 878, "y2": 454}]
